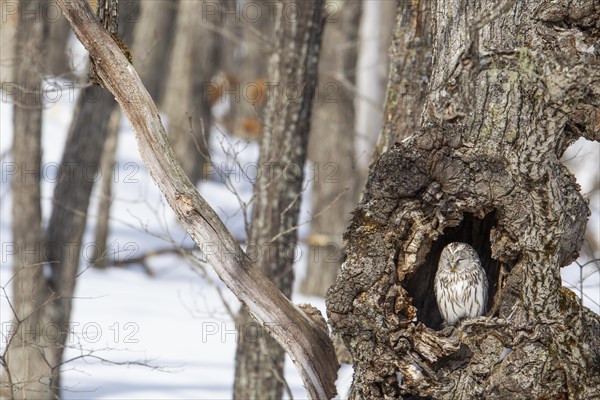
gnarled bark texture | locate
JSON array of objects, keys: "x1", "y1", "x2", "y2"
[{"x1": 327, "y1": 0, "x2": 600, "y2": 399}]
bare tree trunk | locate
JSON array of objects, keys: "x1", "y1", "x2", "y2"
[
  {"x1": 2, "y1": 2, "x2": 54, "y2": 397},
  {"x1": 327, "y1": 0, "x2": 600, "y2": 398},
  {"x1": 45, "y1": 84, "x2": 116, "y2": 395},
  {"x1": 373, "y1": 0, "x2": 432, "y2": 158},
  {"x1": 46, "y1": 0, "x2": 73, "y2": 78},
  {"x1": 0, "y1": 0, "x2": 18, "y2": 84},
  {"x1": 56, "y1": 1, "x2": 339, "y2": 397},
  {"x1": 131, "y1": 0, "x2": 177, "y2": 104},
  {"x1": 44, "y1": 4, "x2": 135, "y2": 388},
  {"x1": 92, "y1": 1, "x2": 178, "y2": 265},
  {"x1": 3, "y1": 2, "x2": 136, "y2": 396},
  {"x1": 300, "y1": 0, "x2": 361, "y2": 297},
  {"x1": 355, "y1": 0, "x2": 396, "y2": 173},
  {"x1": 233, "y1": 2, "x2": 326, "y2": 399},
  {"x1": 226, "y1": 0, "x2": 274, "y2": 140},
  {"x1": 162, "y1": 0, "x2": 223, "y2": 184},
  {"x1": 90, "y1": 108, "x2": 121, "y2": 268}
]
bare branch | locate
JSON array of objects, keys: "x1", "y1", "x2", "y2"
[{"x1": 55, "y1": 1, "x2": 338, "y2": 398}]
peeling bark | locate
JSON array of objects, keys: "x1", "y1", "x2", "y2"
[{"x1": 327, "y1": 0, "x2": 600, "y2": 398}]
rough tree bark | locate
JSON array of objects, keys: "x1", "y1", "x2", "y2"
[
  {"x1": 55, "y1": 0, "x2": 338, "y2": 398},
  {"x1": 1, "y1": 1, "x2": 52, "y2": 397},
  {"x1": 327, "y1": 0, "x2": 600, "y2": 399},
  {"x1": 233, "y1": 2, "x2": 326, "y2": 398},
  {"x1": 373, "y1": 0, "x2": 432, "y2": 158},
  {"x1": 300, "y1": 0, "x2": 361, "y2": 297}
]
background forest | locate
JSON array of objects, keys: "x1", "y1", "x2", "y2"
[{"x1": 0, "y1": 0, "x2": 598, "y2": 399}]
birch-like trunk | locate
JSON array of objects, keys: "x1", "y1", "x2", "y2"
[{"x1": 327, "y1": 0, "x2": 600, "y2": 398}]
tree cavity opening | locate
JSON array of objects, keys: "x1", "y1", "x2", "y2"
[{"x1": 405, "y1": 211, "x2": 500, "y2": 329}]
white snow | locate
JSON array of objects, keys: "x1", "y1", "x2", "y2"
[
  {"x1": 0, "y1": 86, "x2": 318, "y2": 399},
  {"x1": 1, "y1": 49, "x2": 599, "y2": 400},
  {"x1": 561, "y1": 138, "x2": 600, "y2": 314}
]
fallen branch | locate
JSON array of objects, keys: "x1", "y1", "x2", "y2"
[{"x1": 56, "y1": 1, "x2": 338, "y2": 398}]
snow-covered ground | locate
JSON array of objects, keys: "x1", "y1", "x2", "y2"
[
  {"x1": 0, "y1": 74, "x2": 359, "y2": 397},
  {"x1": 1, "y1": 47, "x2": 598, "y2": 400}
]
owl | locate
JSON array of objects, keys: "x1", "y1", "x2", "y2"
[{"x1": 434, "y1": 242, "x2": 488, "y2": 326}]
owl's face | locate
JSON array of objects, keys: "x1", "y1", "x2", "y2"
[{"x1": 439, "y1": 242, "x2": 479, "y2": 273}]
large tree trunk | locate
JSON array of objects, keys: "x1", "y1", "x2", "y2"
[
  {"x1": 233, "y1": 2, "x2": 326, "y2": 399},
  {"x1": 327, "y1": 0, "x2": 600, "y2": 399},
  {"x1": 2, "y1": 1, "x2": 53, "y2": 397},
  {"x1": 300, "y1": 0, "x2": 361, "y2": 297}
]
